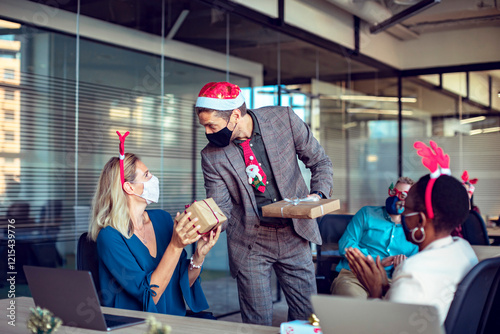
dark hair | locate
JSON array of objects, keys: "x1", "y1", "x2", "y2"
[
  {"x1": 195, "y1": 102, "x2": 247, "y2": 121},
  {"x1": 413, "y1": 174, "x2": 469, "y2": 234}
]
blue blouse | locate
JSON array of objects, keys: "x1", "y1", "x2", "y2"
[
  {"x1": 96, "y1": 209, "x2": 209, "y2": 315},
  {"x1": 336, "y1": 206, "x2": 419, "y2": 278}
]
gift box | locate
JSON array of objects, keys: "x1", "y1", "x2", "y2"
[
  {"x1": 262, "y1": 198, "x2": 340, "y2": 219},
  {"x1": 280, "y1": 320, "x2": 322, "y2": 334},
  {"x1": 177, "y1": 198, "x2": 227, "y2": 235}
]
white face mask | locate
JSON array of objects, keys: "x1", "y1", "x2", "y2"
[{"x1": 132, "y1": 175, "x2": 159, "y2": 205}]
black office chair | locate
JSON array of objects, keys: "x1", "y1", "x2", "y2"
[
  {"x1": 77, "y1": 232, "x2": 102, "y2": 304},
  {"x1": 462, "y1": 211, "x2": 490, "y2": 246},
  {"x1": 444, "y1": 257, "x2": 500, "y2": 334},
  {"x1": 316, "y1": 214, "x2": 354, "y2": 294}
]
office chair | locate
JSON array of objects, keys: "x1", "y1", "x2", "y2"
[
  {"x1": 444, "y1": 257, "x2": 500, "y2": 334},
  {"x1": 462, "y1": 211, "x2": 490, "y2": 246},
  {"x1": 77, "y1": 232, "x2": 102, "y2": 304},
  {"x1": 316, "y1": 214, "x2": 353, "y2": 294},
  {"x1": 39, "y1": 199, "x2": 63, "y2": 239}
]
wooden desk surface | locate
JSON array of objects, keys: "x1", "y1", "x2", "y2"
[
  {"x1": 1, "y1": 297, "x2": 280, "y2": 334},
  {"x1": 487, "y1": 226, "x2": 500, "y2": 237},
  {"x1": 472, "y1": 245, "x2": 500, "y2": 262}
]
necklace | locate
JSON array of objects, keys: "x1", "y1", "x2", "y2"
[{"x1": 135, "y1": 213, "x2": 148, "y2": 244}]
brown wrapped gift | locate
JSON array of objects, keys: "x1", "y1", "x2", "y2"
[
  {"x1": 262, "y1": 198, "x2": 340, "y2": 219},
  {"x1": 177, "y1": 198, "x2": 227, "y2": 235}
]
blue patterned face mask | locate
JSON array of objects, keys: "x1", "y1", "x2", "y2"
[
  {"x1": 385, "y1": 195, "x2": 404, "y2": 215},
  {"x1": 132, "y1": 175, "x2": 159, "y2": 204}
]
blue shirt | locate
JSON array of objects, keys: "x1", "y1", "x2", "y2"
[
  {"x1": 96, "y1": 209, "x2": 209, "y2": 315},
  {"x1": 336, "y1": 206, "x2": 418, "y2": 278}
]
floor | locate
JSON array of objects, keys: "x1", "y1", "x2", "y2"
[
  {"x1": 218, "y1": 298, "x2": 289, "y2": 328},
  {"x1": 202, "y1": 275, "x2": 289, "y2": 327}
]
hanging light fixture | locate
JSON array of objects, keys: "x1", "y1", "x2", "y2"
[{"x1": 394, "y1": 0, "x2": 421, "y2": 5}]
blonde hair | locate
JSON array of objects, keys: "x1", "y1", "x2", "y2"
[
  {"x1": 397, "y1": 176, "x2": 415, "y2": 186},
  {"x1": 88, "y1": 153, "x2": 140, "y2": 241}
]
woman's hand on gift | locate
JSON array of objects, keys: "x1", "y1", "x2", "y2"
[
  {"x1": 171, "y1": 212, "x2": 202, "y2": 250},
  {"x1": 196, "y1": 225, "x2": 222, "y2": 259}
]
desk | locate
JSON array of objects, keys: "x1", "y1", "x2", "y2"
[
  {"x1": 472, "y1": 245, "x2": 500, "y2": 262},
  {"x1": 0, "y1": 297, "x2": 280, "y2": 334},
  {"x1": 487, "y1": 226, "x2": 500, "y2": 236},
  {"x1": 487, "y1": 226, "x2": 500, "y2": 245}
]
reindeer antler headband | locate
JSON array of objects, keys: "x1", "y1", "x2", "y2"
[
  {"x1": 413, "y1": 140, "x2": 451, "y2": 219},
  {"x1": 461, "y1": 170, "x2": 478, "y2": 195},
  {"x1": 116, "y1": 131, "x2": 130, "y2": 186}
]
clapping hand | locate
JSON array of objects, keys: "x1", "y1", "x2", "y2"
[
  {"x1": 381, "y1": 256, "x2": 395, "y2": 267},
  {"x1": 345, "y1": 247, "x2": 389, "y2": 298},
  {"x1": 393, "y1": 254, "x2": 407, "y2": 270}
]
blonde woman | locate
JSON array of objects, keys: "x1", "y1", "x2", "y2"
[{"x1": 89, "y1": 136, "x2": 220, "y2": 316}]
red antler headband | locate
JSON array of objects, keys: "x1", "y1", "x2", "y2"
[
  {"x1": 461, "y1": 170, "x2": 478, "y2": 194},
  {"x1": 116, "y1": 131, "x2": 130, "y2": 186},
  {"x1": 414, "y1": 140, "x2": 451, "y2": 219}
]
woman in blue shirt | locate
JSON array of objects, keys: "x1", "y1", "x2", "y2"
[{"x1": 88, "y1": 151, "x2": 220, "y2": 316}]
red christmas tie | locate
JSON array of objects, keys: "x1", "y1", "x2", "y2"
[{"x1": 239, "y1": 139, "x2": 267, "y2": 193}]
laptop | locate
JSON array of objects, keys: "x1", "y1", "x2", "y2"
[
  {"x1": 311, "y1": 294, "x2": 445, "y2": 334},
  {"x1": 24, "y1": 265, "x2": 146, "y2": 331}
]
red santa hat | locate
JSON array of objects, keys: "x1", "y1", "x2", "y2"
[{"x1": 195, "y1": 82, "x2": 245, "y2": 111}]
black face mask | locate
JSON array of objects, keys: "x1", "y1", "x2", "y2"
[{"x1": 206, "y1": 118, "x2": 234, "y2": 147}]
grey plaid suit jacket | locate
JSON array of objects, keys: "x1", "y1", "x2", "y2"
[{"x1": 201, "y1": 106, "x2": 333, "y2": 277}]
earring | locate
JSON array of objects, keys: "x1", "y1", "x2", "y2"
[{"x1": 411, "y1": 227, "x2": 426, "y2": 243}]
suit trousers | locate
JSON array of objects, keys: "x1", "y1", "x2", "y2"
[{"x1": 236, "y1": 225, "x2": 317, "y2": 325}]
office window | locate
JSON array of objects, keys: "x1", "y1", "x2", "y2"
[
  {"x1": 3, "y1": 68, "x2": 15, "y2": 80},
  {"x1": 4, "y1": 89, "x2": 15, "y2": 100},
  {"x1": 403, "y1": 73, "x2": 500, "y2": 218},
  {"x1": 0, "y1": 19, "x2": 251, "y2": 309},
  {"x1": 4, "y1": 110, "x2": 15, "y2": 121},
  {"x1": 4, "y1": 131, "x2": 15, "y2": 141}
]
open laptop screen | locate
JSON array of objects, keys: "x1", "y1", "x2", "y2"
[
  {"x1": 311, "y1": 294, "x2": 444, "y2": 334},
  {"x1": 24, "y1": 265, "x2": 145, "y2": 331}
]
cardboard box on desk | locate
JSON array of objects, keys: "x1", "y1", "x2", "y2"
[
  {"x1": 262, "y1": 198, "x2": 340, "y2": 219},
  {"x1": 177, "y1": 198, "x2": 227, "y2": 234}
]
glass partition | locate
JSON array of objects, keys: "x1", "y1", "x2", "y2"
[
  {"x1": 403, "y1": 73, "x2": 500, "y2": 220},
  {"x1": 3, "y1": 0, "x2": 499, "y2": 318},
  {"x1": 0, "y1": 15, "x2": 250, "y2": 309},
  {"x1": 316, "y1": 75, "x2": 401, "y2": 214}
]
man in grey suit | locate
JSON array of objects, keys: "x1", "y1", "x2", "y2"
[{"x1": 195, "y1": 82, "x2": 333, "y2": 325}]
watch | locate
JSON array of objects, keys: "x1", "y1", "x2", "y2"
[{"x1": 311, "y1": 191, "x2": 324, "y2": 199}]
